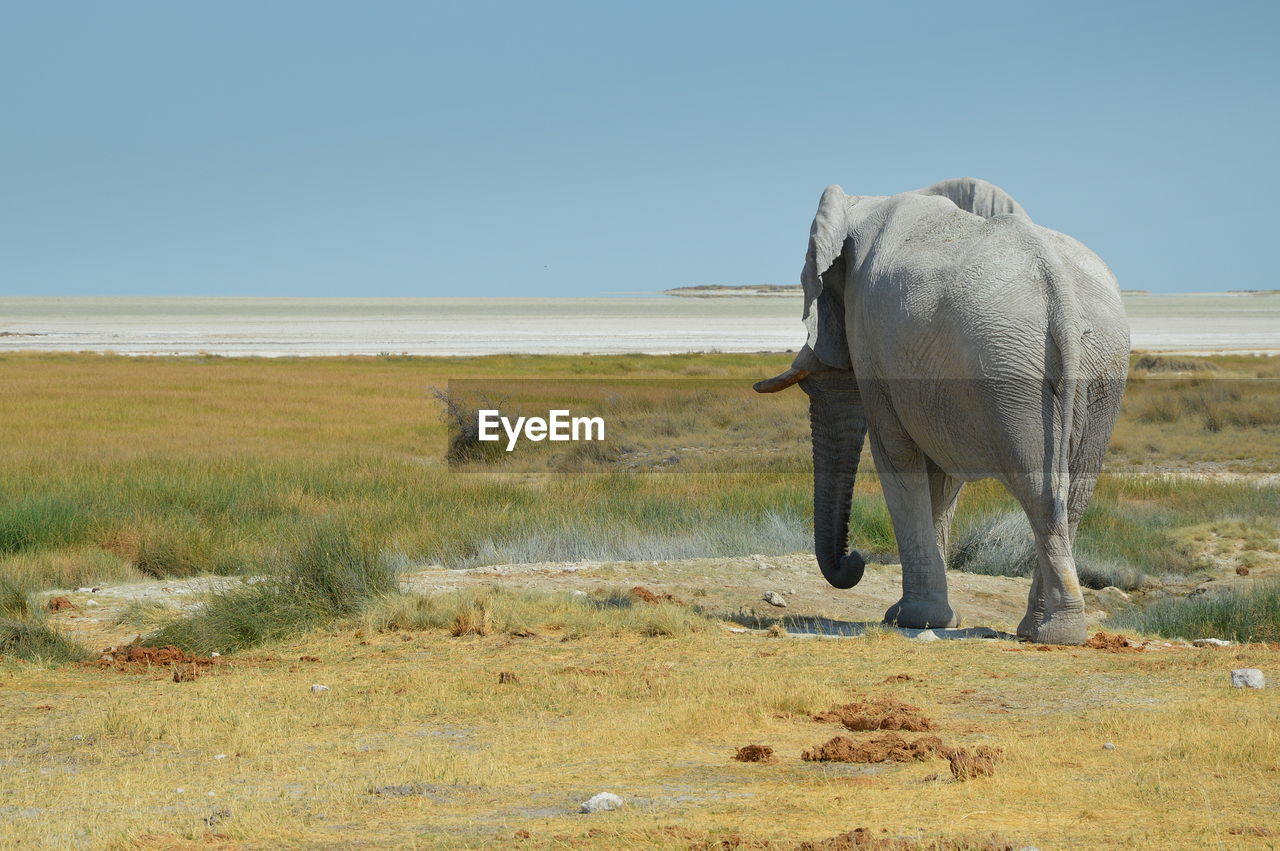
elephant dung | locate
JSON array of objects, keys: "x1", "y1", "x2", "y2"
[
  {"x1": 812, "y1": 697, "x2": 933, "y2": 732},
  {"x1": 947, "y1": 746, "x2": 1003, "y2": 780},
  {"x1": 801, "y1": 733, "x2": 950, "y2": 764}
]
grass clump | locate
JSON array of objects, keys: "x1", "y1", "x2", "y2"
[
  {"x1": 0, "y1": 575, "x2": 31, "y2": 620},
  {"x1": 0, "y1": 619, "x2": 90, "y2": 663},
  {"x1": 1111, "y1": 580, "x2": 1280, "y2": 643},
  {"x1": 951, "y1": 511, "x2": 1148, "y2": 590},
  {"x1": 0, "y1": 496, "x2": 89, "y2": 555},
  {"x1": 364, "y1": 586, "x2": 710, "y2": 639},
  {"x1": 0, "y1": 547, "x2": 141, "y2": 591},
  {"x1": 0, "y1": 575, "x2": 88, "y2": 663},
  {"x1": 145, "y1": 523, "x2": 397, "y2": 654}
]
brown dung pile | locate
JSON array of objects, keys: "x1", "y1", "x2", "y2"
[
  {"x1": 733, "y1": 744, "x2": 777, "y2": 763},
  {"x1": 630, "y1": 586, "x2": 684, "y2": 605},
  {"x1": 1084, "y1": 632, "x2": 1145, "y2": 652},
  {"x1": 812, "y1": 697, "x2": 933, "y2": 732},
  {"x1": 93, "y1": 642, "x2": 220, "y2": 674},
  {"x1": 947, "y1": 746, "x2": 1003, "y2": 780},
  {"x1": 801, "y1": 733, "x2": 951, "y2": 764}
]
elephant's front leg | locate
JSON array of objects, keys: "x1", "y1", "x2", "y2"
[{"x1": 869, "y1": 427, "x2": 960, "y2": 629}]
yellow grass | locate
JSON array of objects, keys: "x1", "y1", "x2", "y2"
[{"x1": 2, "y1": 622, "x2": 1277, "y2": 847}]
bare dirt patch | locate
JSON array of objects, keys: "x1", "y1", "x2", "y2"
[
  {"x1": 733, "y1": 744, "x2": 776, "y2": 763},
  {"x1": 801, "y1": 733, "x2": 951, "y2": 764},
  {"x1": 812, "y1": 697, "x2": 933, "y2": 732},
  {"x1": 46, "y1": 596, "x2": 74, "y2": 612}
]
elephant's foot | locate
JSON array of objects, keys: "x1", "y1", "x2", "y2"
[
  {"x1": 1019, "y1": 608, "x2": 1086, "y2": 645},
  {"x1": 883, "y1": 595, "x2": 959, "y2": 630}
]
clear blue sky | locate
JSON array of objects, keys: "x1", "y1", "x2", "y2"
[{"x1": 2, "y1": 1, "x2": 1275, "y2": 297}]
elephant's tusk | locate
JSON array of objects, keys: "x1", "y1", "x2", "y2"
[{"x1": 752, "y1": 368, "x2": 810, "y2": 393}]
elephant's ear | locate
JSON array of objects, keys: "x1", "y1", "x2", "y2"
[
  {"x1": 913, "y1": 177, "x2": 1031, "y2": 222},
  {"x1": 799, "y1": 185, "x2": 854, "y2": 370}
]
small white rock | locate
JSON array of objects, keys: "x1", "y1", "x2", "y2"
[
  {"x1": 1103, "y1": 742, "x2": 1116, "y2": 750},
  {"x1": 213, "y1": 754, "x2": 227, "y2": 760},
  {"x1": 310, "y1": 684, "x2": 330, "y2": 694},
  {"x1": 763, "y1": 591, "x2": 787, "y2": 608},
  {"x1": 175, "y1": 788, "x2": 185, "y2": 794},
  {"x1": 84, "y1": 600, "x2": 99, "y2": 607},
  {"x1": 76, "y1": 587, "x2": 93, "y2": 593},
  {"x1": 579, "y1": 792, "x2": 623, "y2": 813},
  {"x1": 1231, "y1": 669, "x2": 1265, "y2": 689},
  {"x1": 210, "y1": 652, "x2": 221, "y2": 658},
  {"x1": 914, "y1": 629, "x2": 940, "y2": 642},
  {"x1": 1193, "y1": 638, "x2": 1231, "y2": 647}
]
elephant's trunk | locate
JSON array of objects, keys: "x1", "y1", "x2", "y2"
[{"x1": 804, "y1": 372, "x2": 867, "y2": 589}]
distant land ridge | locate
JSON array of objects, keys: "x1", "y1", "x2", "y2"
[{"x1": 665, "y1": 284, "x2": 801, "y2": 297}]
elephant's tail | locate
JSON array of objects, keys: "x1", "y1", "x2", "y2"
[{"x1": 1044, "y1": 260, "x2": 1081, "y2": 533}]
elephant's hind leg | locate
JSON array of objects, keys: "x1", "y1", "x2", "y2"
[
  {"x1": 1007, "y1": 476, "x2": 1087, "y2": 645},
  {"x1": 927, "y1": 458, "x2": 963, "y2": 566},
  {"x1": 869, "y1": 422, "x2": 959, "y2": 630}
]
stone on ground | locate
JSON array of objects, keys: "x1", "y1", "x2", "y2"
[{"x1": 1230, "y1": 669, "x2": 1265, "y2": 689}]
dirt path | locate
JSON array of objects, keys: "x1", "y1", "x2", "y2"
[{"x1": 41, "y1": 554, "x2": 1129, "y2": 650}]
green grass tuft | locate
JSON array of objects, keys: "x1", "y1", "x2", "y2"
[
  {"x1": 0, "y1": 618, "x2": 91, "y2": 663},
  {"x1": 145, "y1": 522, "x2": 397, "y2": 654},
  {"x1": 1110, "y1": 580, "x2": 1280, "y2": 643}
]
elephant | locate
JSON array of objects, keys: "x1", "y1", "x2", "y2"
[{"x1": 754, "y1": 177, "x2": 1129, "y2": 645}]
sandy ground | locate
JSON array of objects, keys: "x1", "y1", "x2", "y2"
[{"x1": 42, "y1": 554, "x2": 1124, "y2": 652}]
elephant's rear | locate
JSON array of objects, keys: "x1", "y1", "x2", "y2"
[{"x1": 928, "y1": 217, "x2": 1128, "y2": 512}]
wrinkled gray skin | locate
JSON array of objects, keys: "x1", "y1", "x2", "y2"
[{"x1": 756, "y1": 178, "x2": 1129, "y2": 645}]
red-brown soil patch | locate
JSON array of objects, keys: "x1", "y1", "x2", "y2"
[
  {"x1": 1084, "y1": 632, "x2": 1145, "y2": 652},
  {"x1": 46, "y1": 596, "x2": 74, "y2": 612},
  {"x1": 1236, "y1": 566, "x2": 1251, "y2": 576},
  {"x1": 812, "y1": 697, "x2": 933, "y2": 732},
  {"x1": 801, "y1": 733, "x2": 952, "y2": 764},
  {"x1": 947, "y1": 745, "x2": 1003, "y2": 780},
  {"x1": 1228, "y1": 826, "x2": 1273, "y2": 837},
  {"x1": 498, "y1": 671, "x2": 520, "y2": 684},
  {"x1": 630, "y1": 586, "x2": 684, "y2": 605},
  {"x1": 299, "y1": 655, "x2": 320, "y2": 662},
  {"x1": 880, "y1": 674, "x2": 914, "y2": 684},
  {"x1": 733, "y1": 744, "x2": 776, "y2": 763},
  {"x1": 90, "y1": 642, "x2": 220, "y2": 674}
]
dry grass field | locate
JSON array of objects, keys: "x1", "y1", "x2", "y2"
[{"x1": 2, "y1": 351, "x2": 1279, "y2": 847}]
